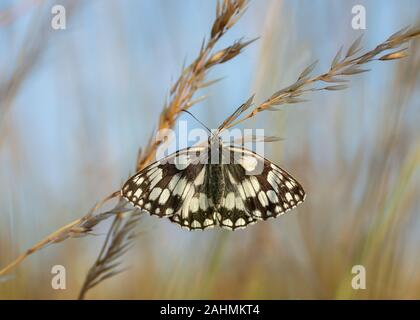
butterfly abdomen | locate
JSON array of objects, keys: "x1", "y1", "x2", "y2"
[{"x1": 207, "y1": 164, "x2": 225, "y2": 208}]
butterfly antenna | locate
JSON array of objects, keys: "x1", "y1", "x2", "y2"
[{"x1": 181, "y1": 110, "x2": 213, "y2": 135}]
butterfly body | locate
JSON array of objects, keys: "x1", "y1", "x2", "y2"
[
  {"x1": 207, "y1": 137, "x2": 226, "y2": 209},
  {"x1": 122, "y1": 136, "x2": 305, "y2": 230},
  {"x1": 122, "y1": 100, "x2": 305, "y2": 230},
  {"x1": 207, "y1": 163, "x2": 225, "y2": 209}
]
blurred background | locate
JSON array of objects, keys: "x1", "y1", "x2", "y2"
[{"x1": 0, "y1": 0, "x2": 419, "y2": 299}]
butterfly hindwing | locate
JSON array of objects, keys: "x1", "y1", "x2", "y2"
[
  {"x1": 169, "y1": 169, "x2": 218, "y2": 230},
  {"x1": 217, "y1": 167, "x2": 259, "y2": 230}
]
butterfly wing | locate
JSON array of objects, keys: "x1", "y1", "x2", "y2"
[
  {"x1": 221, "y1": 146, "x2": 306, "y2": 222},
  {"x1": 217, "y1": 168, "x2": 260, "y2": 230},
  {"x1": 168, "y1": 167, "x2": 218, "y2": 230},
  {"x1": 121, "y1": 146, "x2": 209, "y2": 218},
  {"x1": 169, "y1": 161, "x2": 260, "y2": 231}
]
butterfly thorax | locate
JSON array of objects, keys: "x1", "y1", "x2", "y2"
[{"x1": 207, "y1": 137, "x2": 225, "y2": 208}]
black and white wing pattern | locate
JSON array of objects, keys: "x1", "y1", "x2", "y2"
[
  {"x1": 121, "y1": 144, "x2": 306, "y2": 231},
  {"x1": 218, "y1": 146, "x2": 306, "y2": 227},
  {"x1": 168, "y1": 169, "x2": 218, "y2": 230},
  {"x1": 121, "y1": 146, "x2": 217, "y2": 230},
  {"x1": 216, "y1": 168, "x2": 260, "y2": 230}
]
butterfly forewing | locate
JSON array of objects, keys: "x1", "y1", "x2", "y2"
[
  {"x1": 217, "y1": 166, "x2": 260, "y2": 230},
  {"x1": 121, "y1": 146, "x2": 208, "y2": 218},
  {"x1": 213, "y1": 146, "x2": 305, "y2": 230}
]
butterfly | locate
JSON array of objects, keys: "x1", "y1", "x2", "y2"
[{"x1": 121, "y1": 98, "x2": 305, "y2": 230}]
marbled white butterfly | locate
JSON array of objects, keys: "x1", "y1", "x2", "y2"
[{"x1": 121, "y1": 102, "x2": 305, "y2": 230}]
